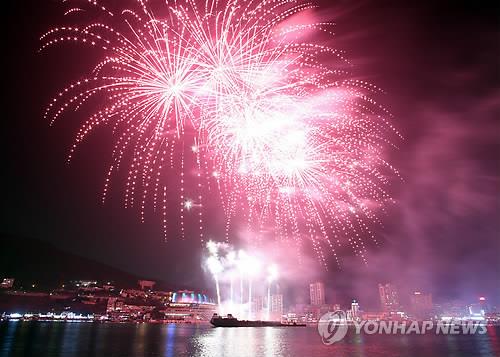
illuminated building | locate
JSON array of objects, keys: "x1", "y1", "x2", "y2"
[
  {"x1": 166, "y1": 290, "x2": 216, "y2": 321},
  {"x1": 252, "y1": 295, "x2": 266, "y2": 318},
  {"x1": 332, "y1": 303, "x2": 341, "y2": 311},
  {"x1": 106, "y1": 297, "x2": 119, "y2": 313},
  {"x1": 479, "y1": 297, "x2": 488, "y2": 315},
  {"x1": 378, "y1": 283, "x2": 400, "y2": 311},
  {"x1": 120, "y1": 289, "x2": 148, "y2": 299},
  {"x1": 108, "y1": 288, "x2": 216, "y2": 322},
  {"x1": 71, "y1": 280, "x2": 97, "y2": 288},
  {"x1": 361, "y1": 311, "x2": 386, "y2": 321},
  {"x1": 270, "y1": 294, "x2": 284, "y2": 320},
  {"x1": 162, "y1": 302, "x2": 216, "y2": 322},
  {"x1": 0, "y1": 278, "x2": 15, "y2": 289},
  {"x1": 138, "y1": 280, "x2": 156, "y2": 291},
  {"x1": 172, "y1": 290, "x2": 210, "y2": 304},
  {"x1": 410, "y1": 291, "x2": 433, "y2": 318},
  {"x1": 351, "y1": 300, "x2": 360, "y2": 320},
  {"x1": 309, "y1": 282, "x2": 325, "y2": 306},
  {"x1": 469, "y1": 297, "x2": 489, "y2": 317}
]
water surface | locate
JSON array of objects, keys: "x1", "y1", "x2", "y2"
[{"x1": 1, "y1": 322, "x2": 498, "y2": 357}]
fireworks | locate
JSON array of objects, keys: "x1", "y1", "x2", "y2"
[
  {"x1": 42, "y1": 0, "x2": 400, "y2": 267},
  {"x1": 204, "y1": 241, "x2": 277, "y2": 319}
]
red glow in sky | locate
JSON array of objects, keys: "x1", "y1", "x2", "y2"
[{"x1": 42, "y1": 0, "x2": 400, "y2": 267}]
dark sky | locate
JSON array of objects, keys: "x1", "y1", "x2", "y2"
[{"x1": 2, "y1": 0, "x2": 499, "y2": 308}]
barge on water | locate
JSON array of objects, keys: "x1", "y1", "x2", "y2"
[{"x1": 210, "y1": 314, "x2": 306, "y2": 327}]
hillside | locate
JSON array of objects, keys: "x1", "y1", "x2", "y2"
[{"x1": 0, "y1": 235, "x2": 143, "y2": 290}]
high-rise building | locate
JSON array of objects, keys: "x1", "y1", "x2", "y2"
[
  {"x1": 253, "y1": 295, "x2": 266, "y2": 318},
  {"x1": 310, "y1": 282, "x2": 325, "y2": 306},
  {"x1": 351, "y1": 300, "x2": 360, "y2": 320},
  {"x1": 410, "y1": 291, "x2": 433, "y2": 317},
  {"x1": 271, "y1": 294, "x2": 284, "y2": 320},
  {"x1": 379, "y1": 283, "x2": 400, "y2": 311}
]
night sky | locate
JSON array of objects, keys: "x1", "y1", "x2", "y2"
[{"x1": 2, "y1": 0, "x2": 499, "y2": 308}]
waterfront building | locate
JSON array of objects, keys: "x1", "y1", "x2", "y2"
[
  {"x1": 378, "y1": 283, "x2": 400, "y2": 311},
  {"x1": 309, "y1": 282, "x2": 325, "y2": 306}
]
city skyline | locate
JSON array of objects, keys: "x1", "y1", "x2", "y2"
[{"x1": 2, "y1": 276, "x2": 497, "y2": 325}]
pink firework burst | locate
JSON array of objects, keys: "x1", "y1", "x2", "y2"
[{"x1": 42, "y1": 0, "x2": 401, "y2": 268}]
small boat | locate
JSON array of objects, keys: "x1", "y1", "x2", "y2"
[{"x1": 210, "y1": 314, "x2": 306, "y2": 327}]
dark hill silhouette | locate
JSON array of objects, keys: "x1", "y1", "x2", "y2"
[{"x1": 0, "y1": 234, "x2": 144, "y2": 290}]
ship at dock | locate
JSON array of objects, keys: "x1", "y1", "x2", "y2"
[{"x1": 210, "y1": 314, "x2": 306, "y2": 327}]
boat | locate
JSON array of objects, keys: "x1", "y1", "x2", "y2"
[{"x1": 210, "y1": 314, "x2": 306, "y2": 327}]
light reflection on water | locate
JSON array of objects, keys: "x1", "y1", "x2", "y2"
[{"x1": 0, "y1": 322, "x2": 498, "y2": 357}]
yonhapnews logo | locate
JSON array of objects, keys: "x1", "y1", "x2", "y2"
[
  {"x1": 317, "y1": 310, "x2": 348, "y2": 345},
  {"x1": 318, "y1": 311, "x2": 487, "y2": 345}
]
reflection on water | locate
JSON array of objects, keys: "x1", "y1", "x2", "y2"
[
  {"x1": 0, "y1": 322, "x2": 499, "y2": 357},
  {"x1": 165, "y1": 323, "x2": 176, "y2": 357}
]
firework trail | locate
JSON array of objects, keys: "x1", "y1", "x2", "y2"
[
  {"x1": 204, "y1": 241, "x2": 269, "y2": 318},
  {"x1": 42, "y1": 0, "x2": 400, "y2": 267}
]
